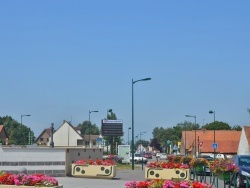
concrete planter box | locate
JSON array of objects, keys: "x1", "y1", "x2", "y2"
[
  {"x1": 71, "y1": 164, "x2": 116, "y2": 179},
  {"x1": 0, "y1": 185, "x2": 63, "y2": 188},
  {"x1": 145, "y1": 167, "x2": 190, "y2": 180}
]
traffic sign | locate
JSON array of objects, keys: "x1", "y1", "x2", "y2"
[{"x1": 212, "y1": 143, "x2": 218, "y2": 149}]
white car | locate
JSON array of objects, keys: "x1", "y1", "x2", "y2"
[
  {"x1": 156, "y1": 153, "x2": 161, "y2": 158},
  {"x1": 130, "y1": 153, "x2": 148, "y2": 164},
  {"x1": 160, "y1": 153, "x2": 167, "y2": 160}
]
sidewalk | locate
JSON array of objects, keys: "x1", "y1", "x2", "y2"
[{"x1": 57, "y1": 169, "x2": 145, "y2": 188}]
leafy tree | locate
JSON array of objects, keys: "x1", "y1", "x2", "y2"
[
  {"x1": 149, "y1": 138, "x2": 162, "y2": 152},
  {"x1": 0, "y1": 116, "x2": 35, "y2": 145},
  {"x1": 152, "y1": 121, "x2": 200, "y2": 152},
  {"x1": 202, "y1": 121, "x2": 231, "y2": 130},
  {"x1": 232, "y1": 125, "x2": 242, "y2": 131},
  {"x1": 136, "y1": 139, "x2": 150, "y2": 150},
  {"x1": 77, "y1": 120, "x2": 100, "y2": 135}
]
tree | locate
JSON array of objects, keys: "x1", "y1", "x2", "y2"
[
  {"x1": 77, "y1": 121, "x2": 100, "y2": 135},
  {"x1": 202, "y1": 121, "x2": 231, "y2": 130},
  {"x1": 248, "y1": 108, "x2": 250, "y2": 114},
  {"x1": 149, "y1": 138, "x2": 162, "y2": 152},
  {"x1": 232, "y1": 125, "x2": 242, "y2": 131},
  {"x1": 0, "y1": 116, "x2": 35, "y2": 145}
]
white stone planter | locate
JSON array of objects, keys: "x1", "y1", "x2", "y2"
[
  {"x1": 145, "y1": 167, "x2": 190, "y2": 180},
  {"x1": 71, "y1": 164, "x2": 116, "y2": 179}
]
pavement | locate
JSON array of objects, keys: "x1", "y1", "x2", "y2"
[{"x1": 56, "y1": 169, "x2": 145, "y2": 188}]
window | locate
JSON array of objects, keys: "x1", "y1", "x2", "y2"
[
  {"x1": 40, "y1": 138, "x2": 44, "y2": 141},
  {"x1": 93, "y1": 141, "x2": 96, "y2": 146}
]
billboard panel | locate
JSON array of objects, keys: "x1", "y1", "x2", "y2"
[{"x1": 101, "y1": 119, "x2": 123, "y2": 136}]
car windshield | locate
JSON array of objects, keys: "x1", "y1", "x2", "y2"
[{"x1": 239, "y1": 157, "x2": 250, "y2": 166}]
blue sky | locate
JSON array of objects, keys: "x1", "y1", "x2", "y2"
[{"x1": 1, "y1": 1, "x2": 249, "y2": 142}]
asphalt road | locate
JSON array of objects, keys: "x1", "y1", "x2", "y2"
[
  {"x1": 56, "y1": 156, "x2": 226, "y2": 188},
  {"x1": 57, "y1": 164, "x2": 227, "y2": 188}
]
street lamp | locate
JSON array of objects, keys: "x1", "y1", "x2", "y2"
[
  {"x1": 185, "y1": 115, "x2": 196, "y2": 157},
  {"x1": 88, "y1": 110, "x2": 98, "y2": 148},
  {"x1": 107, "y1": 109, "x2": 112, "y2": 119},
  {"x1": 139, "y1": 131, "x2": 146, "y2": 153},
  {"x1": 128, "y1": 127, "x2": 131, "y2": 145},
  {"x1": 209, "y1": 110, "x2": 216, "y2": 159},
  {"x1": 132, "y1": 77, "x2": 151, "y2": 170},
  {"x1": 21, "y1": 114, "x2": 31, "y2": 145},
  {"x1": 184, "y1": 125, "x2": 187, "y2": 155}
]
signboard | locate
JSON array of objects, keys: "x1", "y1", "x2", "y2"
[
  {"x1": 212, "y1": 143, "x2": 218, "y2": 149},
  {"x1": 101, "y1": 119, "x2": 123, "y2": 136},
  {"x1": 118, "y1": 145, "x2": 130, "y2": 164}
]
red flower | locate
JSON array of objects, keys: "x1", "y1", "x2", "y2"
[{"x1": 137, "y1": 181, "x2": 149, "y2": 188}]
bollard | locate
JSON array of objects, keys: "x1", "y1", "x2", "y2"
[{"x1": 142, "y1": 158, "x2": 144, "y2": 170}]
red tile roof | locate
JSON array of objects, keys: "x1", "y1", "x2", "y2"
[{"x1": 182, "y1": 129, "x2": 241, "y2": 154}]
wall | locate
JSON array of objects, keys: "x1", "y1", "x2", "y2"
[{"x1": 0, "y1": 145, "x2": 103, "y2": 177}]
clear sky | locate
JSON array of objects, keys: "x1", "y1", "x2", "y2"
[{"x1": 1, "y1": 1, "x2": 249, "y2": 142}]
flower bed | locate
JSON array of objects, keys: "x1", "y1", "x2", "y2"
[
  {"x1": 145, "y1": 161, "x2": 190, "y2": 180},
  {"x1": 71, "y1": 159, "x2": 116, "y2": 179},
  {"x1": 209, "y1": 159, "x2": 238, "y2": 176},
  {"x1": 0, "y1": 171, "x2": 62, "y2": 187},
  {"x1": 125, "y1": 179, "x2": 212, "y2": 188},
  {"x1": 190, "y1": 157, "x2": 209, "y2": 168}
]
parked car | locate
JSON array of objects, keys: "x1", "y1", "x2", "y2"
[
  {"x1": 130, "y1": 153, "x2": 148, "y2": 164},
  {"x1": 160, "y1": 153, "x2": 167, "y2": 160},
  {"x1": 231, "y1": 155, "x2": 250, "y2": 188},
  {"x1": 143, "y1": 152, "x2": 153, "y2": 159},
  {"x1": 156, "y1": 152, "x2": 161, "y2": 158}
]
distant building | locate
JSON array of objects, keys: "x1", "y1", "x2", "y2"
[
  {"x1": 35, "y1": 120, "x2": 103, "y2": 148},
  {"x1": 181, "y1": 129, "x2": 241, "y2": 157}
]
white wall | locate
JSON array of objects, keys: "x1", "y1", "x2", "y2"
[
  {"x1": 238, "y1": 128, "x2": 250, "y2": 155},
  {"x1": 0, "y1": 145, "x2": 103, "y2": 177},
  {"x1": 0, "y1": 146, "x2": 66, "y2": 176}
]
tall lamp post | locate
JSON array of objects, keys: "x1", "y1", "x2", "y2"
[
  {"x1": 184, "y1": 125, "x2": 187, "y2": 155},
  {"x1": 132, "y1": 77, "x2": 151, "y2": 170},
  {"x1": 88, "y1": 110, "x2": 98, "y2": 148},
  {"x1": 185, "y1": 115, "x2": 196, "y2": 157},
  {"x1": 128, "y1": 127, "x2": 131, "y2": 145},
  {"x1": 209, "y1": 110, "x2": 216, "y2": 159},
  {"x1": 21, "y1": 114, "x2": 31, "y2": 145},
  {"x1": 139, "y1": 131, "x2": 146, "y2": 154}
]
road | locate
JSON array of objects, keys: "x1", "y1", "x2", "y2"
[{"x1": 57, "y1": 156, "x2": 226, "y2": 188}]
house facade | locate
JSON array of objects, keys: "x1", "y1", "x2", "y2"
[
  {"x1": 51, "y1": 120, "x2": 83, "y2": 147},
  {"x1": 180, "y1": 129, "x2": 241, "y2": 157},
  {"x1": 35, "y1": 128, "x2": 52, "y2": 145},
  {"x1": 35, "y1": 120, "x2": 103, "y2": 148}
]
